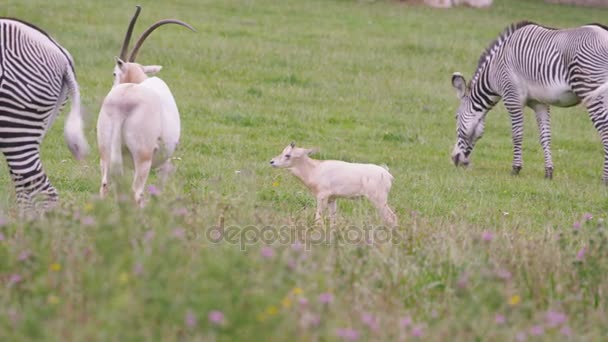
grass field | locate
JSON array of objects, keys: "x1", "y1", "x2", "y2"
[{"x1": 2, "y1": 0, "x2": 608, "y2": 340}]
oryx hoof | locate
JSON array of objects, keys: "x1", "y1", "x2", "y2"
[{"x1": 511, "y1": 165, "x2": 522, "y2": 176}]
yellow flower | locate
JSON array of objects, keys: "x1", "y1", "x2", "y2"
[
  {"x1": 272, "y1": 181, "x2": 280, "y2": 187},
  {"x1": 84, "y1": 202, "x2": 94, "y2": 213},
  {"x1": 118, "y1": 272, "x2": 129, "y2": 284},
  {"x1": 265, "y1": 306, "x2": 278, "y2": 316},
  {"x1": 256, "y1": 313, "x2": 267, "y2": 322},
  {"x1": 508, "y1": 295, "x2": 521, "y2": 306},
  {"x1": 50, "y1": 263, "x2": 61, "y2": 272},
  {"x1": 47, "y1": 294, "x2": 60, "y2": 305},
  {"x1": 292, "y1": 287, "x2": 303, "y2": 295},
  {"x1": 281, "y1": 297, "x2": 292, "y2": 309}
]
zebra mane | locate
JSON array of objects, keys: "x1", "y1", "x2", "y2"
[{"x1": 471, "y1": 20, "x2": 538, "y2": 85}]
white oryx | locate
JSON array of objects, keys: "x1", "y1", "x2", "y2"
[{"x1": 97, "y1": 6, "x2": 194, "y2": 206}]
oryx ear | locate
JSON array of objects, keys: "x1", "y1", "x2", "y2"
[
  {"x1": 114, "y1": 56, "x2": 126, "y2": 68},
  {"x1": 290, "y1": 142, "x2": 295, "y2": 148},
  {"x1": 142, "y1": 65, "x2": 162, "y2": 75},
  {"x1": 452, "y1": 72, "x2": 467, "y2": 99},
  {"x1": 305, "y1": 148, "x2": 318, "y2": 156}
]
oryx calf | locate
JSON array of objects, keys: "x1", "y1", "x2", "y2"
[{"x1": 97, "y1": 6, "x2": 194, "y2": 206}]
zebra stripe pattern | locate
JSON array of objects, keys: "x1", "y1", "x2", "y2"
[
  {"x1": 451, "y1": 21, "x2": 608, "y2": 182},
  {"x1": 0, "y1": 18, "x2": 86, "y2": 213}
]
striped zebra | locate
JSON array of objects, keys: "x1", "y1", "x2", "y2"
[
  {"x1": 0, "y1": 18, "x2": 89, "y2": 213},
  {"x1": 451, "y1": 21, "x2": 608, "y2": 183}
]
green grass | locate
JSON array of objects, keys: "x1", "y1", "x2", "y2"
[{"x1": 2, "y1": 0, "x2": 608, "y2": 340}]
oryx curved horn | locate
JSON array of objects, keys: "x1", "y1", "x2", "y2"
[
  {"x1": 128, "y1": 19, "x2": 196, "y2": 62},
  {"x1": 119, "y1": 5, "x2": 142, "y2": 61}
]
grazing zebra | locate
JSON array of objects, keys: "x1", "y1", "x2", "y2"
[
  {"x1": 0, "y1": 18, "x2": 89, "y2": 213},
  {"x1": 450, "y1": 21, "x2": 608, "y2": 183}
]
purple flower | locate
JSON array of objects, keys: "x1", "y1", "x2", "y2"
[
  {"x1": 584, "y1": 213, "x2": 593, "y2": 221},
  {"x1": 0, "y1": 217, "x2": 7, "y2": 227},
  {"x1": 411, "y1": 325, "x2": 424, "y2": 337},
  {"x1": 496, "y1": 268, "x2": 512, "y2": 281},
  {"x1": 172, "y1": 228, "x2": 186, "y2": 239},
  {"x1": 133, "y1": 263, "x2": 144, "y2": 276},
  {"x1": 573, "y1": 221, "x2": 581, "y2": 230},
  {"x1": 260, "y1": 246, "x2": 274, "y2": 259},
  {"x1": 400, "y1": 316, "x2": 412, "y2": 328},
  {"x1": 81, "y1": 216, "x2": 95, "y2": 226},
  {"x1": 481, "y1": 231, "x2": 494, "y2": 242},
  {"x1": 18, "y1": 250, "x2": 31, "y2": 261},
  {"x1": 185, "y1": 310, "x2": 197, "y2": 327},
  {"x1": 530, "y1": 325, "x2": 544, "y2": 336},
  {"x1": 298, "y1": 297, "x2": 309, "y2": 307},
  {"x1": 336, "y1": 328, "x2": 359, "y2": 341},
  {"x1": 148, "y1": 185, "x2": 161, "y2": 196},
  {"x1": 208, "y1": 310, "x2": 225, "y2": 325},
  {"x1": 410, "y1": 211, "x2": 418, "y2": 218},
  {"x1": 495, "y1": 314, "x2": 506, "y2": 324},
  {"x1": 143, "y1": 230, "x2": 155, "y2": 242},
  {"x1": 361, "y1": 312, "x2": 379, "y2": 331},
  {"x1": 172, "y1": 207, "x2": 189, "y2": 216},
  {"x1": 576, "y1": 247, "x2": 587, "y2": 261},
  {"x1": 8, "y1": 274, "x2": 21, "y2": 285},
  {"x1": 560, "y1": 326, "x2": 572, "y2": 337},
  {"x1": 545, "y1": 310, "x2": 568, "y2": 327},
  {"x1": 319, "y1": 292, "x2": 334, "y2": 304},
  {"x1": 515, "y1": 332, "x2": 527, "y2": 342},
  {"x1": 291, "y1": 241, "x2": 304, "y2": 252},
  {"x1": 299, "y1": 312, "x2": 321, "y2": 328},
  {"x1": 457, "y1": 272, "x2": 468, "y2": 289},
  {"x1": 0, "y1": 232, "x2": 4, "y2": 241}
]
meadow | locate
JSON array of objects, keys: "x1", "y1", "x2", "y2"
[{"x1": 2, "y1": 0, "x2": 608, "y2": 340}]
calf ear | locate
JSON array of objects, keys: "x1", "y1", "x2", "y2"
[
  {"x1": 452, "y1": 72, "x2": 467, "y2": 99},
  {"x1": 142, "y1": 65, "x2": 162, "y2": 75}
]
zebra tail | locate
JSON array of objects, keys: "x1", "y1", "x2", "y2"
[{"x1": 63, "y1": 66, "x2": 90, "y2": 160}]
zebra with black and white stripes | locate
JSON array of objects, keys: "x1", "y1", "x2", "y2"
[
  {"x1": 0, "y1": 18, "x2": 89, "y2": 213},
  {"x1": 450, "y1": 21, "x2": 608, "y2": 183}
]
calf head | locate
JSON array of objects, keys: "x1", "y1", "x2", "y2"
[{"x1": 270, "y1": 142, "x2": 316, "y2": 168}]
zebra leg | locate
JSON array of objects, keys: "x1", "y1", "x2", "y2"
[
  {"x1": 6, "y1": 151, "x2": 56, "y2": 216},
  {"x1": 531, "y1": 103, "x2": 554, "y2": 179},
  {"x1": 584, "y1": 98, "x2": 608, "y2": 184},
  {"x1": 503, "y1": 95, "x2": 525, "y2": 175}
]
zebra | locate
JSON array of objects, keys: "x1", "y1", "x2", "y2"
[
  {"x1": 0, "y1": 18, "x2": 89, "y2": 213},
  {"x1": 450, "y1": 20, "x2": 608, "y2": 183}
]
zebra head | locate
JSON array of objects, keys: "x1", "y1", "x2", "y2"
[
  {"x1": 451, "y1": 72, "x2": 487, "y2": 167},
  {"x1": 112, "y1": 6, "x2": 195, "y2": 86}
]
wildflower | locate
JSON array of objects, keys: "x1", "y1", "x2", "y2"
[
  {"x1": 81, "y1": 216, "x2": 95, "y2": 226},
  {"x1": 148, "y1": 185, "x2": 160, "y2": 196},
  {"x1": 47, "y1": 294, "x2": 60, "y2": 305},
  {"x1": 515, "y1": 332, "x2": 527, "y2": 342},
  {"x1": 18, "y1": 250, "x2": 31, "y2": 261},
  {"x1": 573, "y1": 221, "x2": 581, "y2": 230},
  {"x1": 8, "y1": 274, "x2": 21, "y2": 285},
  {"x1": 508, "y1": 295, "x2": 521, "y2": 306},
  {"x1": 185, "y1": 310, "x2": 197, "y2": 327},
  {"x1": 530, "y1": 325, "x2": 544, "y2": 336},
  {"x1": 457, "y1": 272, "x2": 468, "y2": 289},
  {"x1": 281, "y1": 297, "x2": 292, "y2": 309},
  {"x1": 173, "y1": 207, "x2": 188, "y2": 216},
  {"x1": 361, "y1": 312, "x2": 380, "y2": 331},
  {"x1": 583, "y1": 213, "x2": 593, "y2": 221},
  {"x1": 143, "y1": 230, "x2": 155, "y2": 242},
  {"x1": 545, "y1": 310, "x2": 568, "y2": 327},
  {"x1": 0, "y1": 232, "x2": 4, "y2": 241},
  {"x1": 481, "y1": 231, "x2": 494, "y2": 242},
  {"x1": 7, "y1": 309, "x2": 20, "y2": 325},
  {"x1": 496, "y1": 268, "x2": 512, "y2": 281},
  {"x1": 291, "y1": 241, "x2": 304, "y2": 252},
  {"x1": 118, "y1": 272, "x2": 129, "y2": 284},
  {"x1": 411, "y1": 325, "x2": 424, "y2": 337},
  {"x1": 0, "y1": 217, "x2": 7, "y2": 227},
  {"x1": 287, "y1": 258, "x2": 297, "y2": 270},
  {"x1": 299, "y1": 312, "x2": 321, "y2": 329},
  {"x1": 576, "y1": 247, "x2": 587, "y2": 261},
  {"x1": 292, "y1": 287, "x2": 303, "y2": 295},
  {"x1": 319, "y1": 292, "x2": 334, "y2": 304},
  {"x1": 265, "y1": 306, "x2": 278, "y2": 316},
  {"x1": 336, "y1": 328, "x2": 359, "y2": 341},
  {"x1": 133, "y1": 263, "x2": 144, "y2": 276},
  {"x1": 495, "y1": 314, "x2": 506, "y2": 324},
  {"x1": 208, "y1": 310, "x2": 225, "y2": 325},
  {"x1": 400, "y1": 316, "x2": 412, "y2": 328},
  {"x1": 260, "y1": 246, "x2": 274, "y2": 259},
  {"x1": 50, "y1": 263, "x2": 61, "y2": 272},
  {"x1": 83, "y1": 202, "x2": 94, "y2": 212},
  {"x1": 272, "y1": 181, "x2": 280, "y2": 187},
  {"x1": 172, "y1": 228, "x2": 186, "y2": 239},
  {"x1": 298, "y1": 297, "x2": 309, "y2": 307},
  {"x1": 410, "y1": 211, "x2": 418, "y2": 218},
  {"x1": 560, "y1": 326, "x2": 572, "y2": 337}
]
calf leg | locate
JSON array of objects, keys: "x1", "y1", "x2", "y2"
[
  {"x1": 158, "y1": 160, "x2": 176, "y2": 189},
  {"x1": 315, "y1": 194, "x2": 329, "y2": 224},
  {"x1": 328, "y1": 198, "x2": 337, "y2": 226},
  {"x1": 99, "y1": 156, "x2": 110, "y2": 198}
]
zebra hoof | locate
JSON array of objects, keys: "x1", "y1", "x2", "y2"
[
  {"x1": 545, "y1": 168, "x2": 553, "y2": 180},
  {"x1": 511, "y1": 166, "x2": 522, "y2": 176}
]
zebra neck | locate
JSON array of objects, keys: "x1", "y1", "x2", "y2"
[{"x1": 469, "y1": 68, "x2": 500, "y2": 111}]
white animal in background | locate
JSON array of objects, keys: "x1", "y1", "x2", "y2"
[
  {"x1": 270, "y1": 143, "x2": 398, "y2": 226},
  {"x1": 97, "y1": 6, "x2": 195, "y2": 206}
]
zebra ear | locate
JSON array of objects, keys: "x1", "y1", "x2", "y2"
[{"x1": 452, "y1": 72, "x2": 467, "y2": 99}]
